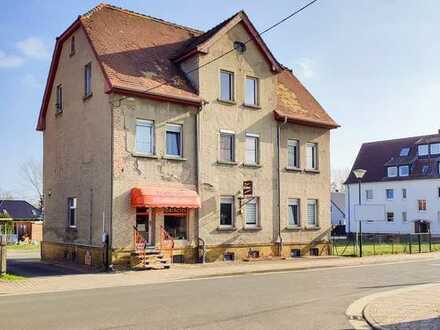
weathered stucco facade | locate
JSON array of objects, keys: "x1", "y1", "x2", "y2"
[{"x1": 38, "y1": 4, "x2": 338, "y2": 268}]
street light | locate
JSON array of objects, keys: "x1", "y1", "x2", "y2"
[{"x1": 352, "y1": 168, "x2": 367, "y2": 257}]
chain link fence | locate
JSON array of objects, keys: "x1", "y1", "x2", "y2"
[{"x1": 332, "y1": 233, "x2": 440, "y2": 257}]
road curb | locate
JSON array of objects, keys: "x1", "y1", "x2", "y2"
[{"x1": 346, "y1": 283, "x2": 440, "y2": 330}]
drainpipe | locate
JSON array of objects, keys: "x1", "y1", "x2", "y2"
[
  {"x1": 195, "y1": 101, "x2": 206, "y2": 262},
  {"x1": 276, "y1": 116, "x2": 288, "y2": 256}
]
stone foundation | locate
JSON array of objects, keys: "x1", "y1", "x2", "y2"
[{"x1": 41, "y1": 241, "x2": 106, "y2": 270}]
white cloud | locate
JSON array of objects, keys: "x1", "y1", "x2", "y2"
[
  {"x1": 0, "y1": 50, "x2": 24, "y2": 68},
  {"x1": 294, "y1": 58, "x2": 317, "y2": 80},
  {"x1": 17, "y1": 37, "x2": 50, "y2": 59}
]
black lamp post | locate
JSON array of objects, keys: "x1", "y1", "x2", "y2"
[{"x1": 353, "y1": 168, "x2": 367, "y2": 257}]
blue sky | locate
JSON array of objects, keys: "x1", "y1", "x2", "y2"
[{"x1": 1, "y1": 0, "x2": 439, "y2": 199}]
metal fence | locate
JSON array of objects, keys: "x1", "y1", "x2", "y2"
[{"x1": 331, "y1": 233, "x2": 440, "y2": 257}]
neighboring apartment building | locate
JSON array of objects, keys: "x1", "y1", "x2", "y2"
[
  {"x1": 36, "y1": 4, "x2": 339, "y2": 269},
  {"x1": 345, "y1": 132, "x2": 440, "y2": 234}
]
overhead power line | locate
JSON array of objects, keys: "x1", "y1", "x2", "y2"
[{"x1": 114, "y1": 0, "x2": 320, "y2": 105}]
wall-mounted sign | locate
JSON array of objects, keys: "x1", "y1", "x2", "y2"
[{"x1": 243, "y1": 181, "x2": 253, "y2": 196}]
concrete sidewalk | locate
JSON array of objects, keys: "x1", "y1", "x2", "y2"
[
  {"x1": 363, "y1": 283, "x2": 440, "y2": 329},
  {"x1": 1, "y1": 252, "x2": 439, "y2": 297}
]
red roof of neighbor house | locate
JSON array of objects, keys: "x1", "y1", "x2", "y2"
[
  {"x1": 345, "y1": 133, "x2": 440, "y2": 184},
  {"x1": 274, "y1": 69, "x2": 339, "y2": 129},
  {"x1": 37, "y1": 4, "x2": 337, "y2": 132}
]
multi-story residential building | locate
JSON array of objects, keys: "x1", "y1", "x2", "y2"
[
  {"x1": 345, "y1": 132, "x2": 440, "y2": 235},
  {"x1": 36, "y1": 4, "x2": 339, "y2": 269}
]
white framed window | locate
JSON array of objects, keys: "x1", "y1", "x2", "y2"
[
  {"x1": 386, "y1": 189, "x2": 394, "y2": 200},
  {"x1": 365, "y1": 190, "x2": 373, "y2": 200},
  {"x1": 402, "y1": 188, "x2": 407, "y2": 199},
  {"x1": 245, "y1": 76, "x2": 259, "y2": 106},
  {"x1": 245, "y1": 133, "x2": 259, "y2": 165},
  {"x1": 399, "y1": 165, "x2": 409, "y2": 177},
  {"x1": 287, "y1": 139, "x2": 299, "y2": 169},
  {"x1": 387, "y1": 166, "x2": 397, "y2": 177},
  {"x1": 418, "y1": 199, "x2": 427, "y2": 211},
  {"x1": 400, "y1": 147, "x2": 410, "y2": 156},
  {"x1": 288, "y1": 198, "x2": 300, "y2": 227},
  {"x1": 165, "y1": 124, "x2": 183, "y2": 157},
  {"x1": 306, "y1": 143, "x2": 318, "y2": 170},
  {"x1": 245, "y1": 198, "x2": 259, "y2": 227},
  {"x1": 67, "y1": 197, "x2": 77, "y2": 228},
  {"x1": 307, "y1": 199, "x2": 318, "y2": 227},
  {"x1": 219, "y1": 196, "x2": 234, "y2": 228},
  {"x1": 84, "y1": 62, "x2": 92, "y2": 97},
  {"x1": 418, "y1": 144, "x2": 429, "y2": 156},
  {"x1": 431, "y1": 143, "x2": 440, "y2": 155},
  {"x1": 402, "y1": 211, "x2": 407, "y2": 223},
  {"x1": 220, "y1": 70, "x2": 234, "y2": 101},
  {"x1": 387, "y1": 212, "x2": 394, "y2": 222},
  {"x1": 135, "y1": 119, "x2": 154, "y2": 155},
  {"x1": 219, "y1": 130, "x2": 235, "y2": 162},
  {"x1": 56, "y1": 84, "x2": 63, "y2": 113}
]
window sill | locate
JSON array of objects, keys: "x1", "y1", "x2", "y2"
[
  {"x1": 285, "y1": 167, "x2": 302, "y2": 172},
  {"x1": 217, "y1": 98, "x2": 236, "y2": 105},
  {"x1": 304, "y1": 169, "x2": 320, "y2": 174},
  {"x1": 163, "y1": 155, "x2": 186, "y2": 161},
  {"x1": 216, "y1": 226, "x2": 236, "y2": 232},
  {"x1": 242, "y1": 103, "x2": 261, "y2": 110},
  {"x1": 304, "y1": 226, "x2": 320, "y2": 231},
  {"x1": 285, "y1": 226, "x2": 301, "y2": 231},
  {"x1": 66, "y1": 226, "x2": 78, "y2": 232},
  {"x1": 55, "y1": 109, "x2": 63, "y2": 117},
  {"x1": 83, "y1": 93, "x2": 93, "y2": 101},
  {"x1": 132, "y1": 153, "x2": 158, "y2": 159},
  {"x1": 242, "y1": 163, "x2": 262, "y2": 168},
  {"x1": 217, "y1": 160, "x2": 238, "y2": 166},
  {"x1": 241, "y1": 226, "x2": 262, "y2": 231}
]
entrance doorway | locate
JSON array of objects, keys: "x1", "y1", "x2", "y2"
[
  {"x1": 136, "y1": 207, "x2": 152, "y2": 245},
  {"x1": 415, "y1": 220, "x2": 430, "y2": 233}
]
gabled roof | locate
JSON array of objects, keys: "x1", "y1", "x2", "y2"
[
  {"x1": 345, "y1": 133, "x2": 440, "y2": 184},
  {"x1": 0, "y1": 200, "x2": 42, "y2": 220},
  {"x1": 172, "y1": 10, "x2": 282, "y2": 72},
  {"x1": 274, "y1": 69, "x2": 339, "y2": 129},
  {"x1": 37, "y1": 3, "x2": 204, "y2": 130}
]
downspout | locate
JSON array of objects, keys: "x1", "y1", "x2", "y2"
[
  {"x1": 195, "y1": 101, "x2": 206, "y2": 262},
  {"x1": 276, "y1": 116, "x2": 288, "y2": 256}
]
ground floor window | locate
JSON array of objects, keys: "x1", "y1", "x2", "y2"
[
  {"x1": 288, "y1": 198, "x2": 300, "y2": 226},
  {"x1": 220, "y1": 196, "x2": 234, "y2": 227},
  {"x1": 307, "y1": 199, "x2": 318, "y2": 226},
  {"x1": 164, "y1": 215, "x2": 187, "y2": 240},
  {"x1": 245, "y1": 197, "x2": 259, "y2": 227},
  {"x1": 67, "y1": 197, "x2": 77, "y2": 228}
]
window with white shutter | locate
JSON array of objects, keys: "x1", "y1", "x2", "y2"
[
  {"x1": 245, "y1": 134, "x2": 259, "y2": 165},
  {"x1": 288, "y1": 198, "x2": 300, "y2": 226},
  {"x1": 306, "y1": 143, "x2": 318, "y2": 170},
  {"x1": 135, "y1": 119, "x2": 154, "y2": 155},
  {"x1": 245, "y1": 198, "x2": 258, "y2": 227}
]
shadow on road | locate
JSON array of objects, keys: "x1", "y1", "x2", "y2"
[
  {"x1": 382, "y1": 317, "x2": 439, "y2": 329},
  {"x1": 6, "y1": 250, "x2": 85, "y2": 277}
]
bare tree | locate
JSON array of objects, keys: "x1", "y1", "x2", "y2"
[
  {"x1": 20, "y1": 159, "x2": 43, "y2": 208},
  {"x1": 331, "y1": 167, "x2": 350, "y2": 192},
  {"x1": 0, "y1": 189, "x2": 15, "y2": 200}
]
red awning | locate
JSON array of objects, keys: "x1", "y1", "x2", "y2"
[{"x1": 131, "y1": 187, "x2": 201, "y2": 209}]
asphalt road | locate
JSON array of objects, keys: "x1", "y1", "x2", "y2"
[{"x1": 1, "y1": 258, "x2": 439, "y2": 330}]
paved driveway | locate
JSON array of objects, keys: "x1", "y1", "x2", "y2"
[{"x1": 6, "y1": 250, "x2": 83, "y2": 277}]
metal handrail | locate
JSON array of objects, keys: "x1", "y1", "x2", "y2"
[{"x1": 160, "y1": 225, "x2": 174, "y2": 263}]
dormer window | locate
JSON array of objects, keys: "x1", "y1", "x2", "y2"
[
  {"x1": 418, "y1": 144, "x2": 429, "y2": 156},
  {"x1": 400, "y1": 147, "x2": 410, "y2": 156},
  {"x1": 70, "y1": 36, "x2": 75, "y2": 56},
  {"x1": 431, "y1": 143, "x2": 440, "y2": 155},
  {"x1": 399, "y1": 165, "x2": 409, "y2": 177},
  {"x1": 387, "y1": 166, "x2": 397, "y2": 177}
]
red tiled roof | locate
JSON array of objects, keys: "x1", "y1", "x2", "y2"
[
  {"x1": 274, "y1": 69, "x2": 339, "y2": 129},
  {"x1": 345, "y1": 133, "x2": 440, "y2": 184}
]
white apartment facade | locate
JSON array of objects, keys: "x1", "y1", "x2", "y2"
[{"x1": 345, "y1": 132, "x2": 440, "y2": 234}]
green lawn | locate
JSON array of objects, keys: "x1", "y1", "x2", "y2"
[
  {"x1": 332, "y1": 240, "x2": 440, "y2": 257},
  {"x1": 0, "y1": 273, "x2": 26, "y2": 282},
  {"x1": 6, "y1": 243, "x2": 40, "y2": 251}
]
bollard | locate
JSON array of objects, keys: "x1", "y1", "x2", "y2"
[{"x1": 0, "y1": 235, "x2": 6, "y2": 275}]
